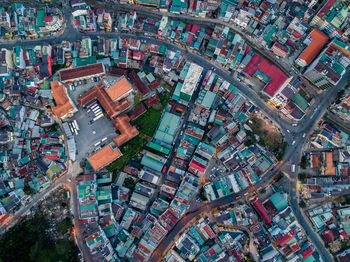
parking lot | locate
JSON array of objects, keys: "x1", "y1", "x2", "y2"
[
  {"x1": 68, "y1": 77, "x2": 102, "y2": 102},
  {"x1": 66, "y1": 75, "x2": 137, "y2": 161},
  {"x1": 71, "y1": 104, "x2": 116, "y2": 161}
]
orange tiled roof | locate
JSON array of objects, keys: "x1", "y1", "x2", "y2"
[
  {"x1": 77, "y1": 83, "x2": 130, "y2": 119},
  {"x1": 298, "y1": 29, "x2": 329, "y2": 65},
  {"x1": 113, "y1": 115, "x2": 139, "y2": 147},
  {"x1": 51, "y1": 80, "x2": 76, "y2": 119},
  {"x1": 88, "y1": 144, "x2": 122, "y2": 171},
  {"x1": 325, "y1": 151, "x2": 335, "y2": 175},
  {"x1": 106, "y1": 77, "x2": 133, "y2": 101}
]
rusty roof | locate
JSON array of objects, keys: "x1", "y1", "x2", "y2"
[
  {"x1": 113, "y1": 115, "x2": 139, "y2": 147},
  {"x1": 59, "y1": 63, "x2": 105, "y2": 82}
]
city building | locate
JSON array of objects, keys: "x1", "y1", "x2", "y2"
[
  {"x1": 295, "y1": 29, "x2": 329, "y2": 68},
  {"x1": 304, "y1": 40, "x2": 350, "y2": 89},
  {"x1": 88, "y1": 144, "x2": 122, "y2": 171},
  {"x1": 59, "y1": 62, "x2": 106, "y2": 83},
  {"x1": 50, "y1": 81, "x2": 78, "y2": 119}
]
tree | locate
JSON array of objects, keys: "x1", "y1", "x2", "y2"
[
  {"x1": 134, "y1": 93, "x2": 143, "y2": 105},
  {"x1": 299, "y1": 199, "x2": 307, "y2": 208},
  {"x1": 23, "y1": 185, "x2": 31, "y2": 195},
  {"x1": 48, "y1": 123, "x2": 59, "y2": 132},
  {"x1": 199, "y1": 187, "x2": 207, "y2": 201},
  {"x1": 245, "y1": 256, "x2": 255, "y2": 262},
  {"x1": 123, "y1": 177, "x2": 136, "y2": 190},
  {"x1": 300, "y1": 155, "x2": 308, "y2": 169},
  {"x1": 276, "y1": 141, "x2": 287, "y2": 161},
  {"x1": 335, "y1": 89, "x2": 345, "y2": 104},
  {"x1": 275, "y1": 172, "x2": 284, "y2": 182},
  {"x1": 244, "y1": 140, "x2": 254, "y2": 147},
  {"x1": 298, "y1": 173, "x2": 307, "y2": 181}
]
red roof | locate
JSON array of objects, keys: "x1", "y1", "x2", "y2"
[
  {"x1": 208, "y1": 248, "x2": 215, "y2": 256},
  {"x1": 0, "y1": 213, "x2": 9, "y2": 224},
  {"x1": 112, "y1": 115, "x2": 139, "y2": 147},
  {"x1": 191, "y1": 24, "x2": 201, "y2": 34},
  {"x1": 203, "y1": 225, "x2": 214, "y2": 237},
  {"x1": 187, "y1": 34, "x2": 193, "y2": 43},
  {"x1": 130, "y1": 103, "x2": 147, "y2": 120},
  {"x1": 144, "y1": 94, "x2": 160, "y2": 108},
  {"x1": 290, "y1": 242, "x2": 300, "y2": 251},
  {"x1": 243, "y1": 53, "x2": 287, "y2": 97},
  {"x1": 19, "y1": 167, "x2": 28, "y2": 175},
  {"x1": 44, "y1": 16, "x2": 53, "y2": 22},
  {"x1": 319, "y1": 0, "x2": 336, "y2": 18},
  {"x1": 323, "y1": 229, "x2": 335, "y2": 243},
  {"x1": 277, "y1": 229, "x2": 296, "y2": 246},
  {"x1": 273, "y1": 42, "x2": 288, "y2": 52},
  {"x1": 44, "y1": 154, "x2": 60, "y2": 161},
  {"x1": 109, "y1": 67, "x2": 127, "y2": 76},
  {"x1": 292, "y1": 31, "x2": 302, "y2": 38},
  {"x1": 341, "y1": 231, "x2": 348, "y2": 239},
  {"x1": 189, "y1": 159, "x2": 207, "y2": 173},
  {"x1": 185, "y1": 24, "x2": 192, "y2": 32},
  {"x1": 251, "y1": 198, "x2": 272, "y2": 224},
  {"x1": 302, "y1": 247, "x2": 313, "y2": 259},
  {"x1": 128, "y1": 71, "x2": 149, "y2": 95},
  {"x1": 138, "y1": 243, "x2": 150, "y2": 254},
  {"x1": 149, "y1": 79, "x2": 160, "y2": 90}
]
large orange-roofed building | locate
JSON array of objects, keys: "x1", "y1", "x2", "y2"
[
  {"x1": 295, "y1": 29, "x2": 329, "y2": 67},
  {"x1": 106, "y1": 76, "x2": 133, "y2": 102},
  {"x1": 77, "y1": 83, "x2": 130, "y2": 119},
  {"x1": 88, "y1": 144, "x2": 122, "y2": 171}
]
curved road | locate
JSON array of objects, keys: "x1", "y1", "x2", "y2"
[{"x1": 1, "y1": 3, "x2": 348, "y2": 261}]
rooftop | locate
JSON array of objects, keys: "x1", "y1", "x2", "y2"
[
  {"x1": 51, "y1": 80, "x2": 77, "y2": 119},
  {"x1": 106, "y1": 77, "x2": 133, "y2": 102},
  {"x1": 297, "y1": 29, "x2": 329, "y2": 66},
  {"x1": 112, "y1": 115, "x2": 139, "y2": 147},
  {"x1": 88, "y1": 144, "x2": 122, "y2": 171},
  {"x1": 181, "y1": 63, "x2": 203, "y2": 98},
  {"x1": 78, "y1": 83, "x2": 130, "y2": 119},
  {"x1": 243, "y1": 53, "x2": 287, "y2": 97},
  {"x1": 59, "y1": 63, "x2": 105, "y2": 82}
]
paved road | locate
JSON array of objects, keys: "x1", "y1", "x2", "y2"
[
  {"x1": 1, "y1": 4, "x2": 348, "y2": 261},
  {"x1": 64, "y1": 168, "x2": 94, "y2": 262},
  {"x1": 0, "y1": 161, "x2": 78, "y2": 233}
]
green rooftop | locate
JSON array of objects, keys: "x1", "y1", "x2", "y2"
[
  {"x1": 292, "y1": 93, "x2": 309, "y2": 112},
  {"x1": 36, "y1": 9, "x2": 45, "y2": 27},
  {"x1": 153, "y1": 112, "x2": 180, "y2": 148},
  {"x1": 269, "y1": 192, "x2": 288, "y2": 211}
]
